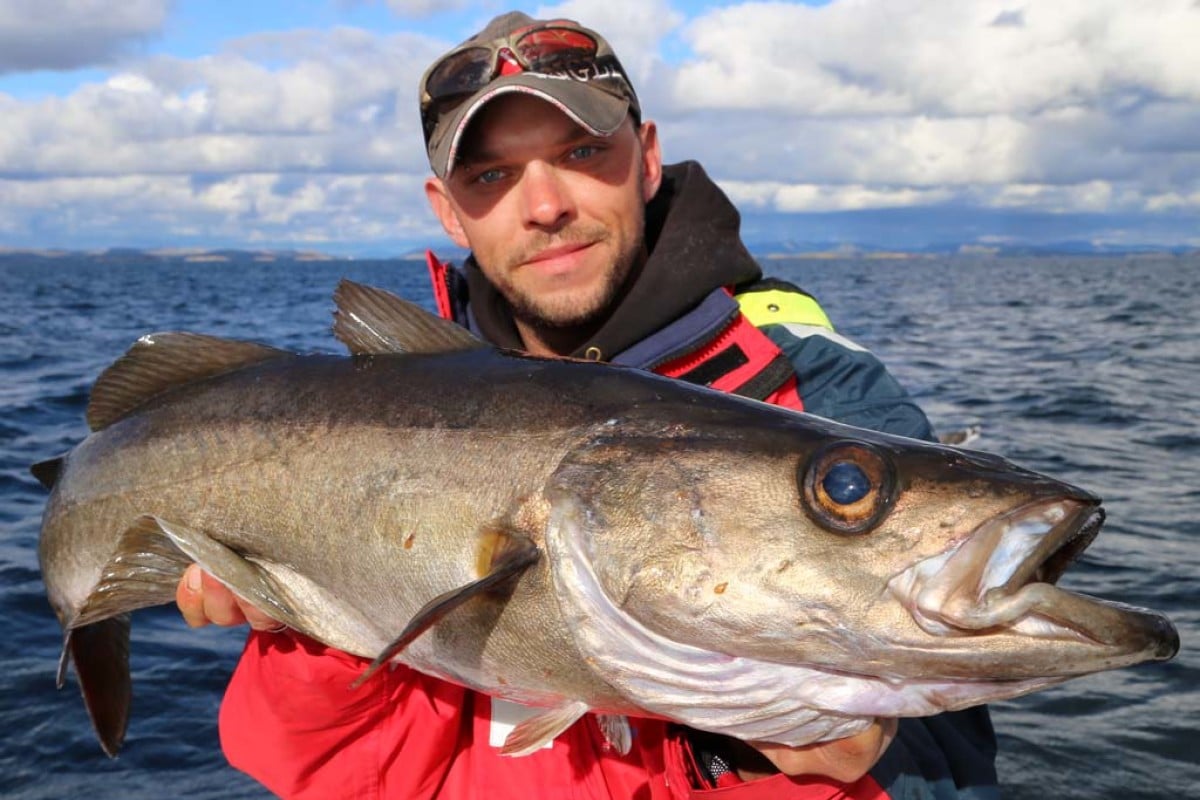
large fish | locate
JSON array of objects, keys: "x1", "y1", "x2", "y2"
[{"x1": 34, "y1": 280, "x2": 1178, "y2": 758}]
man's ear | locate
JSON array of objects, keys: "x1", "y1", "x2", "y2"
[
  {"x1": 638, "y1": 120, "x2": 663, "y2": 203},
  {"x1": 425, "y1": 177, "x2": 470, "y2": 249}
]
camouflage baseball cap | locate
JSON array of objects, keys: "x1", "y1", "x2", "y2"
[{"x1": 419, "y1": 11, "x2": 641, "y2": 179}]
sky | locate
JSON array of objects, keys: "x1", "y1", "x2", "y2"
[{"x1": 1, "y1": 0, "x2": 1197, "y2": 255}]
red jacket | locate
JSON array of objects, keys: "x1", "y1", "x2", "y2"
[{"x1": 220, "y1": 631, "x2": 888, "y2": 799}]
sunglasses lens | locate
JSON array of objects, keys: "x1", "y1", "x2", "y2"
[
  {"x1": 426, "y1": 46, "x2": 495, "y2": 100},
  {"x1": 424, "y1": 28, "x2": 599, "y2": 113},
  {"x1": 516, "y1": 28, "x2": 597, "y2": 69}
]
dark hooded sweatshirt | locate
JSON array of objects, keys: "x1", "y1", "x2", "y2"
[{"x1": 438, "y1": 160, "x2": 935, "y2": 439}]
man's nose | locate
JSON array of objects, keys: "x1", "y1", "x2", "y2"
[{"x1": 520, "y1": 161, "x2": 572, "y2": 229}]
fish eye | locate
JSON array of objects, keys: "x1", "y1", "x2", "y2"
[
  {"x1": 822, "y1": 461, "x2": 870, "y2": 504},
  {"x1": 800, "y1": 441, "x2": 896, "y2": 535}
]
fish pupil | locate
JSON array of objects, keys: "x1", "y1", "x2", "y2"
[{"x1": 823, "y1": 462, "x2": 870, "y2": 505}]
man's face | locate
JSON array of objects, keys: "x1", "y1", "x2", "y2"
[{"x1": 426, "y1": 93, "x2": 662, "y2": 330}]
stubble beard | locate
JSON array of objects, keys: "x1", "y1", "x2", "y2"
[{"x1": 496, "y1": 214, "x2": 644, "y2": 331}]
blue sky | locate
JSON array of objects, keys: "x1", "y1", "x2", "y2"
[{"x1": 1, "y1": 0, "x2": 1197, "y2": 255}]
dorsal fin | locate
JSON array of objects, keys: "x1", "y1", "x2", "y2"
[
  {"x1": 87, "y1": 333, "x2": 287, "y2": 431},
  {"x1": 332, "y1": 279, "x2": 486, "y2": 355}
]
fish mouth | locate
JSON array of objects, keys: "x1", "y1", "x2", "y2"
[
  {"x1": 888, "y1": 498, "x2": 1179, "y2": 665},
  {"x1": 991, "y1": 500, "x2": 1103, "y2": 595}
]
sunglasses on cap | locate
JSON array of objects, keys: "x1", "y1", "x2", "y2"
[
  {"x1": 418, "y1": 21, "x2": 634, "y2": 145},
  {"x1": 423, "y1": 21, "x2": 600, "y2": 104}
]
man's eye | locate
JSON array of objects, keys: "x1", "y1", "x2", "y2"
[
  {"x1": 474, "y1": 168, "x2": 505, "y2": 185},
  {"x1": 568, "y1": 145, "x2": 599, "y2": 161}
]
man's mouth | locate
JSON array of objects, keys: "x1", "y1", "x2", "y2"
[
  {"x1": 520, "y1": 241, "x2": 597, "y2": 277},
  {"x1": 526, "y1": 242, "x2": 591, "y2": 262}
]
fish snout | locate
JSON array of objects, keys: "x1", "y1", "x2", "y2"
[
  {"x1": 1155, "y1": 617, "x2": 1182, "y2": 661},
  {"x1": 887, "y1": 494, "x2": 1179, "y2": 676}
]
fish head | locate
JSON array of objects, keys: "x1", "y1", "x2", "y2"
[{"x1": 547, "y1": 408, "x2": 1179, "y2": 694}]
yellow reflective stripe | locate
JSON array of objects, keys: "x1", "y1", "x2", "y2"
[{"x1": 735, "y1": 289, "x2": 833, "y2": 330}]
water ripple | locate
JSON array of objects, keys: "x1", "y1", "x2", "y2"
[{"x1": 3, "y1": 254, "x2": 1195, "y2": 799}]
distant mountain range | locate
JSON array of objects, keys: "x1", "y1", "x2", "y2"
[
  {"x1": 1, "y1": 241, "x2": 1195, "y2": 265},
  {"x1": 0, "y1": 247, "x2": 349, "y2": 264},
  {"x1": 746, "y1": 240, "x2": 1199, "y2": 258}
]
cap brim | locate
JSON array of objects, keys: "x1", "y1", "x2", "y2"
[{"x1": 429, "y1": 75, "x2": 631, "y2": 179}]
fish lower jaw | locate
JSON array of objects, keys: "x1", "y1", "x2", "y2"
[
  {"x1": 901, "y1": 582, "x2": 1101, "y2": 646},
  {"x1": 890, "y1": 571, "x2": 1178, "y2": 674}
]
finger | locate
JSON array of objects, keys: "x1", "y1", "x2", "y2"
[
  {"x1": 198, "y1": 570, "x2": 249, "y2": 627},
  {"x1": 241, "y1": 600, "x2": 284, "y2": 632},
  {"x1": 196, "y1": 569, "x2": 284, "y2": 631},
  {"x1": 176, "y1": 564, "x2": 210, "y2": 628}
]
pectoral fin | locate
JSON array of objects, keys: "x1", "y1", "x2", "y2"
[
  {"x1": 500, "y1": 700, "x2": 589, "y2": 757},
  {"x1": 352, "y1": 532, "x2": 540, "y2": 688}
]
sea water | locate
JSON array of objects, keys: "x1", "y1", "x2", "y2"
[{"x1": 1, "y1": 255, "x2": 1195, "y2": 799}]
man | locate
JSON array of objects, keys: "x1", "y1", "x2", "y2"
[{"x1": 178, "y1": 11, "x2": 998, "y2": 799}]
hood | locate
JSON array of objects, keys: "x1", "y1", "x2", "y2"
[{"x1": 463, "y1": 160, "x2": 763, "y2": 358}]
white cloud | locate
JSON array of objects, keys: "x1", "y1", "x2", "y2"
[
  {"x1": 657, "y1": 112, "x2": 1031, "y2": 187},
  {"x1": 0, "y1": 0, "x2": 1197, "y2": 248},
  {"x1": 646, "y1": 0, "x2": 1200, "y2": 219},
  {"x1": 389, "y1": 0, "x2": 469, "y2": 15},
  {"x1": 0, "y1": 0, "x2": 171, "y2": 73},
  {"x1": 0, "y1": 172, "x2": 440, "y2": 246},
  {"x1": 1145, "y1": 188, "x2": 1200, "y2": 211},
  {"x1": 0, "y1": 29, "x2": 444, "y2": 177},
  {"x1": 671, "y1": 0, "x2": 1200, "y2": 116},
  {"x1": 0, "y1": 23, "x2": 454, "y2": 248},
  {"x1": 987, "y1": 181, "x2": 1118, "y2": 212},
  {"x1": 720, "y1": 180, "x2": 954, "y2": 212}
]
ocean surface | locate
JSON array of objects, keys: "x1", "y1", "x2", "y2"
[{"x1": 1, "y1": 254, "x2": 1195, "y2": 799}]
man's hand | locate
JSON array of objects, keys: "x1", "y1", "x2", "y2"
[
  {"x1": 176, "y1": 564, "x2": 283, "y2": 631},
  {"x1": 746, "y1": 719, "x2": 897, "y2": 783}
]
